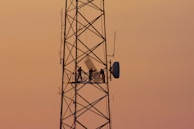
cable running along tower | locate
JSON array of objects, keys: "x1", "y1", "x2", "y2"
[{"x1": 59, "y1": 0, "x2": 119, "y2": 128}]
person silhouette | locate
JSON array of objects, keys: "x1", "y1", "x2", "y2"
[
  {"x1": 100, "y1": 69, "x2": 105, "y2": 83},
  {"x1": 89, "y1": 68, "x2": 95, "y2": 82},
  {"x1": 77, "y1": 67, "x2": 82, "y2": 81}
]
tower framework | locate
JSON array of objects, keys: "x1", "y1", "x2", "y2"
[{"x1": 60, "y1": 0, "x2": 111, "y2": 128}]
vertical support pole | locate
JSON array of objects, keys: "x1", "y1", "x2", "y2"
[
  {"x1": 74, "y1": 0, "x2": 79, "y2": 128},
  {"x1": 60, "y1": 1, "x2": 67, "y2": 129},
  {"x1": 102, "y1": 0, "x2": 112, "y2": 128}
]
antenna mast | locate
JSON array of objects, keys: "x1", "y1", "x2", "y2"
[{"x1": 59, "y1": 0, "x2": 113, "y2": 128}]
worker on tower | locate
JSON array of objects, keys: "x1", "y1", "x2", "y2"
[
  {"x1": 77, "y1": 67, "x2": 82, "y2": 82},
  {"x1": 100, "y1": 69, "x2": 105, "y2": 83},
  {"x1": 89, "y1": 68, "x2": 95, "y2": 82}
]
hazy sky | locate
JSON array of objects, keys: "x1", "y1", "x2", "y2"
[{"x1": 1, "y1": 0, "x2": 194, "y2": 129}]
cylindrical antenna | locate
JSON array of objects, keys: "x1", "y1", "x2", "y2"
[
  {"x1": 107, "y1": 31, "x2": 117, "y2": 57},
  {"x1": 113, "y1": 31, "x2": 116, "y2": 57}
]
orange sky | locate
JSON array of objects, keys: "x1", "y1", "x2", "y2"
[{"x1": 1, "y1": 0, "x2": 194, "y2": 129}]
